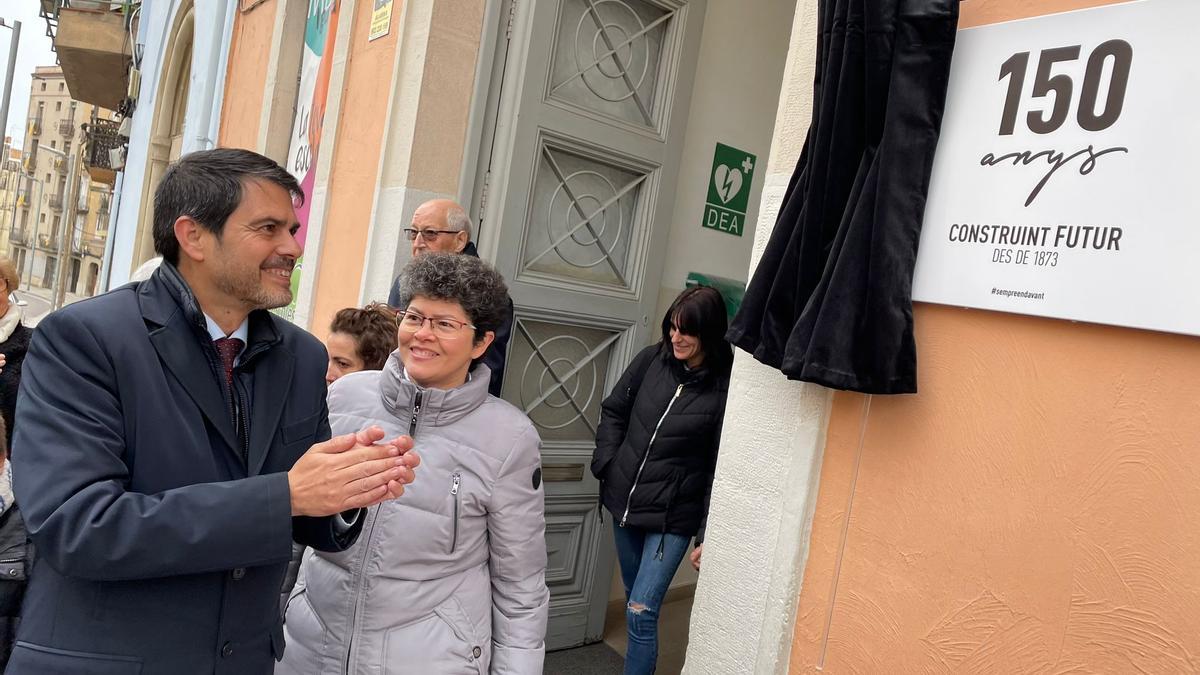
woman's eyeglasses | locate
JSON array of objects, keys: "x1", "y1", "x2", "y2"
[
  {"x1": 403, "y1": 228, "x2": 461, "y2": 242},
  {"x1": 399, "y1": 310, "x2": 475, "y2": 338}
]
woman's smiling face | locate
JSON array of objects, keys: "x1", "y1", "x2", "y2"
[
  {"x1": 669, "y1": 316, "x2": 705, "y2": 368},
  {"x1": 398, "y1": 295, "x2": 492, "y2": 390}
]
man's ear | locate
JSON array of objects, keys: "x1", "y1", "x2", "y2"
[
  {"x1": 454, "y1": 230, "x2": 469, "y2": 253},
  {"x1": 173, "y1": 216, "x2": 209, "y2": 263},
  {"x1": 471, "y1": 331, "x2": 495, "y2": 360}
]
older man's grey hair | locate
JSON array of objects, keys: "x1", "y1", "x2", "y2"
[
  {"x1": 445, "y1": 204, "x2": 472, "y2": 240},
  {"x1": 395, "y1": 252, "x2": 507, "y2": 340}
]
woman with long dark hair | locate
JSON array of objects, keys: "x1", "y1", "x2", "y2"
[{"x1": 591, "y1": 285, "x2": 732, "y2": 674}]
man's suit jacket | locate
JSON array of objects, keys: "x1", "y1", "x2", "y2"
[{"x1": 7, "y1": 264, "x2": 362, "y2": 674}]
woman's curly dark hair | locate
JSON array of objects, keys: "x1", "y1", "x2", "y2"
[
  {"x1": 393, "y1": 253, "x2": 508, "y2": 342},
  {"x1": 329, "y1": 303, "x2": 400, "y2": 370}
]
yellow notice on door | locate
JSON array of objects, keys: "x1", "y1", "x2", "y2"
[{"x1": 369, "y1": 0, "x2": 393, "y2": 41}]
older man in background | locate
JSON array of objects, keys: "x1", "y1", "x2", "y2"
[{"x1": 387, "y1": 199, "x2": 513, "y2": 397}]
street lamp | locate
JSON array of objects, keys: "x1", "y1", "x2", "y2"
[{"x1": 0, "y1": 19, "x2": 21, "y2": 150}]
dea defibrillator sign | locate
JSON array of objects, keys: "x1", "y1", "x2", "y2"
[{"x1": 702, "y1": 143, "x2": 756, "y2": 237}]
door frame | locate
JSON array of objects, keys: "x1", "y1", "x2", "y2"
[
  {"x1": 463, "y1": 0, "x2": 622, "y2": 648},
  {"x1": 463, "y1": 0, "x2": 709, "y2": 649},
  {"x1": 457, "y1": 0, "x2": 511, "y2": 246}
]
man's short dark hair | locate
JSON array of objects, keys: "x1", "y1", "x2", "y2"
[{"x1": 152, "y1": 148, "x2": 304, "y2": 264}]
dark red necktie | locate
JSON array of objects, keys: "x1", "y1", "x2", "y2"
[
  {"x1": 213, "y1": 337, "x2": 244, "y2": 389},
  {"x1": 214, "y1": 338, "x2": 246, "y2": 458}
]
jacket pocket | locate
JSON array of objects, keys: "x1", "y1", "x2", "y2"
[
  {"x1": 381, "y1": 599, "x2": 484, "y2": 675},
  {"x1": 0, "y1": 556, "x2": 25, "y2": 582},
  {"x1": 270, "y1": 620, "x2": 287, "y2": 662},
  {"x1": 590, "y1": 451, "x2": 614, "y2": 480},
  {"x1": 281, "y1": 411, "x2": 322, "y2": 446},
  {"x1": 280, "y1": 585, "x2": 330, "y2": 668},
  {"x1": 7, "y1": 642, "x2": 143, "y2": 674}
]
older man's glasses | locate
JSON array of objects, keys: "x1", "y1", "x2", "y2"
[
  {"x1": 404, "y1": 228, "x2": 461, "y2": 242},
  {"x1": 399, "y1": 310, "x2": 475, "y2": 338}
]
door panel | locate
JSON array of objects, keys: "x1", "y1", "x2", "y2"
[
  {"x1": 481, "y1": 0, "x2": 706, "y2": 649},
  {"x1": 520, "y1": 138, "x2": 651, "y2": 292}
]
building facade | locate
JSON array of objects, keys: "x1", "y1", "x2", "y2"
[
  {"x1": 214, "y1": 0, "x2": 797, "y2": 653},
  {"x1": 0, "y1": 141, "x2": 21, "y2": 256},
  {"x1": 42, "y1": 0, "x2": 237, "y2": 292},
  {"x1": 3, "y1": 66, "x2": 113, "y2": 298},
  {"x1": 41, "y1": 0, "x2": 1200, "y2": 672}
]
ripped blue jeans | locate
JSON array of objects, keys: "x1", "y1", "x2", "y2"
[{"x1": 612, "y1": 525, "x2": 691, "y2": 675}]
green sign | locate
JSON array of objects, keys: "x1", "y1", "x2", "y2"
[
  {"x1": 685, "y1": 272, "x2": 746, "y2": 323},
  {"x1": 702, "y1": 142, "x2": 757, "y2": 237}
]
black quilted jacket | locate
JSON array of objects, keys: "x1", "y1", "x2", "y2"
[{"x1": 591, "y1": 345, "x2": 730, "y2": 543}]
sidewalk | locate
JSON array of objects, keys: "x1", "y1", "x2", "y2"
[{"x1": 19, "y1": 285, "x2": 91, "y2": 327}]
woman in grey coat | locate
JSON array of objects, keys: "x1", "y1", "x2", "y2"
[{"x1": 279, "y1": 254, "x2": 549, "y2": 674}]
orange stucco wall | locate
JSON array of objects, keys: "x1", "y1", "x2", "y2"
[
  {"x1": 792, "y1": 305, "x2": 1200, "y2": 672},
  {"x1": 789, "y1": 1, "x2": 1200, "y2": 672},
  {"x1": 217, "y1": 0, "x2": 277, "y2": 149},
  {"x1": 308, "y1": 2, "x2": 401, "y2": 341}
]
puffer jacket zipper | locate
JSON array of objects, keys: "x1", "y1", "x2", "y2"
[
  {"x1": 450, "y1": 472, "x2": 461, "y2": 553},
  {"x1": 409, "y1": 391, "x2": 423, "y2": 436},
  {"x1": 343, "y1": 390, "x2": 423, "y2": 672},
  {"x1": 621, "y1": 383, "x2": 684, "y2": 527}
]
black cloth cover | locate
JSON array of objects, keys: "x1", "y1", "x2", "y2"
[{"x1": 727, "y1": 0, "x2": 959, "y2": 394}]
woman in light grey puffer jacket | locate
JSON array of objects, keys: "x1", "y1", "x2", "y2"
[{"x1": 279, "y1": 254, "x2": 548, "y2": 675}]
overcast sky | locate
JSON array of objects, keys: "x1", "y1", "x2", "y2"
[{"x1": 1, "y1": 4, "x2": 59, "y2": 149}]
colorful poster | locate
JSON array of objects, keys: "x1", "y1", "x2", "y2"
[
  {"x1": 277, "y1": 0, "x2": 340, "y2": 322},
  {"x1": 912, "y1": 0, "x2": 1200, "y2": 337},
  {"x1": 369, "y1": 0, "x2": 393, "y2": 41}
]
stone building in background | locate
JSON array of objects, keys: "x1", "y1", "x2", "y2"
[
  {"x1": 3, "y1": 65, "x2": 114, "y2": 299},
  {"x1": 0, "y1": 140, "x2": 21, "y2": 255}
]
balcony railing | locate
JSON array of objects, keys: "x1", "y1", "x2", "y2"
[
  {"x1": 21, "y1": 153, "x2": 34, "y2": 173},
  {"x1": 37, "y1": 232, "x2": 60, "y2": 251},
  {"x1": 27, "y1": 117, "x2": 42, "y2": 138},
  {"x1": 84, "y1": 118, "x2": 121, "y2": 185},
  {"x1": 48, "y1": 193, "x2": 64, "y2": 210},
  {"x1": 73, "y1": 234, "x2": 106, "y2": 258},
  {"x1": 15, "y1": 191, "x2": 29, "y2": 208},
  {"x1": 59, "y1": 118, "x2": 76, "y2": 138},
  {"x1": 53, "y1": 156, "x2": 67, "y2": 172}
]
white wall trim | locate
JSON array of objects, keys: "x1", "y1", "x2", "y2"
[
  {"x1": 472, "y1": 0, "x2": 534, "y2": 265},
  {"x1": 205, "y1": 0, "x2": 238, "y2": 150},
  {"x1": 103, "y1": 0, "x2": 233, "y2": 286},
  {"x1": 182, "y1": 0, "x2": 235, "y2": 154},
  {"x1": 682, "y1": 1, "x2": 824, "y2": 673},
  {"x1": 256, "y1": 0, "x2": 308, "y2": 163},
  {"x1": 455, "y1": 0, "x2": 505, "y2": 217}
]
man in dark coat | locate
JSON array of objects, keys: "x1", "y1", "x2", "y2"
[
  {"x1": 386, "y1": 199, "x2": 512, "y2": 396},
  {"x1": 8, "y1": 149, "x2": 419, "y2": 674}
]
